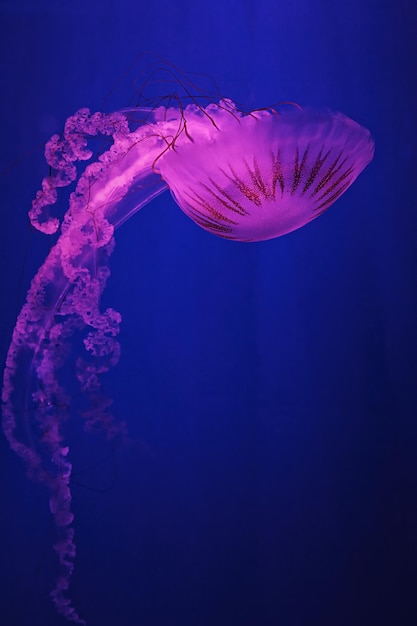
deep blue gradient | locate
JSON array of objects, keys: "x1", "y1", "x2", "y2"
[{"x1": 0, "y1": 2, "x2": 416, "y2": 625}]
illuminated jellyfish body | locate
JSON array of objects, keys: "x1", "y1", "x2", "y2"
[{"x1": 2, "y1": 99, "x2": 374, "y2": 623}]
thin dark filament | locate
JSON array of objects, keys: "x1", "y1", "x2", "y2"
[
  {"x1": 184, "y1": 189, "x2": 238, "y2": 224},
  {"x1": 302, "y1": 148, "x2": 331, "y2": 195},
  {"x1": 311, "y1": 152, "x2": 348, "y2": 196},
  {"x1": 316, "y1": 165, "x2": 355, "y2": 203},
  {"x1": 186, "y1": 204, "x2": 234, "y2": 235},
  {"x1": 315, "y1": 179, "x2": 353, "y2": 212},
  {"x1": 224, "y1": 164, "x2": 261, "y2": 206},
  {"x1": 292, "y1": 145, "x2": 310, "y2": 194},
  {"x1": 245, "y1": 157, "x2": 271, "y2": 199},
  {"x1": 201, "y1": 179, "x2": 248, "y2": 216},
  {"x1": 270, "y1": 150, "x2": 285, "y2": 196}
]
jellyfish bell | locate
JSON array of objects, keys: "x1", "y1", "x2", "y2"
[
  {"x1": 155, "y1": 100, "x2": 374, "y2": 241},
  {"x1": 2, "y1": 92, "x2": 374, "y2": 625}
]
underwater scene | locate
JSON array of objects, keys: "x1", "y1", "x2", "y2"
[{"x1": 0, "y1": 1, "x2": 415, "y2": 625}]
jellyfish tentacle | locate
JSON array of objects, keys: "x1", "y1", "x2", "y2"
[{"x1": 2, "y1": 108, "x2": 169, "y2": 623}]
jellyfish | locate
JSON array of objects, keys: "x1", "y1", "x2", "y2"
[{"x1": 2, "y1": 97, "x2": 374, "y2": 624}]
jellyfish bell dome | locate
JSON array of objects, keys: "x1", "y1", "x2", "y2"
[{"x1": 155, "y1": 101, "x2": 375, "y2": 241}]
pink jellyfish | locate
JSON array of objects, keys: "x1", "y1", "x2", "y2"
[{"x1": 2, "y1": 97, "x2": 374, "y2": 623}]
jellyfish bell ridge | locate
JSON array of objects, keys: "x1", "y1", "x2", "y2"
[{"x1": 154, "y1": 102, "x2": 375, "y2": 242}]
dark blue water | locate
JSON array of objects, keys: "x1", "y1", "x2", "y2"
[{"x1": 0, "y1": 2, "x2": 416, "y2": 625}]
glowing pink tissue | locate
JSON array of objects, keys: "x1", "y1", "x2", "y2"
[{"x1": 2, "y1": 98, "x2": 374, "y2": 624}]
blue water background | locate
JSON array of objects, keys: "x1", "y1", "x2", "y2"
[{"x1": 0, "y1": 1, "x2": 416, "y2": 625}]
